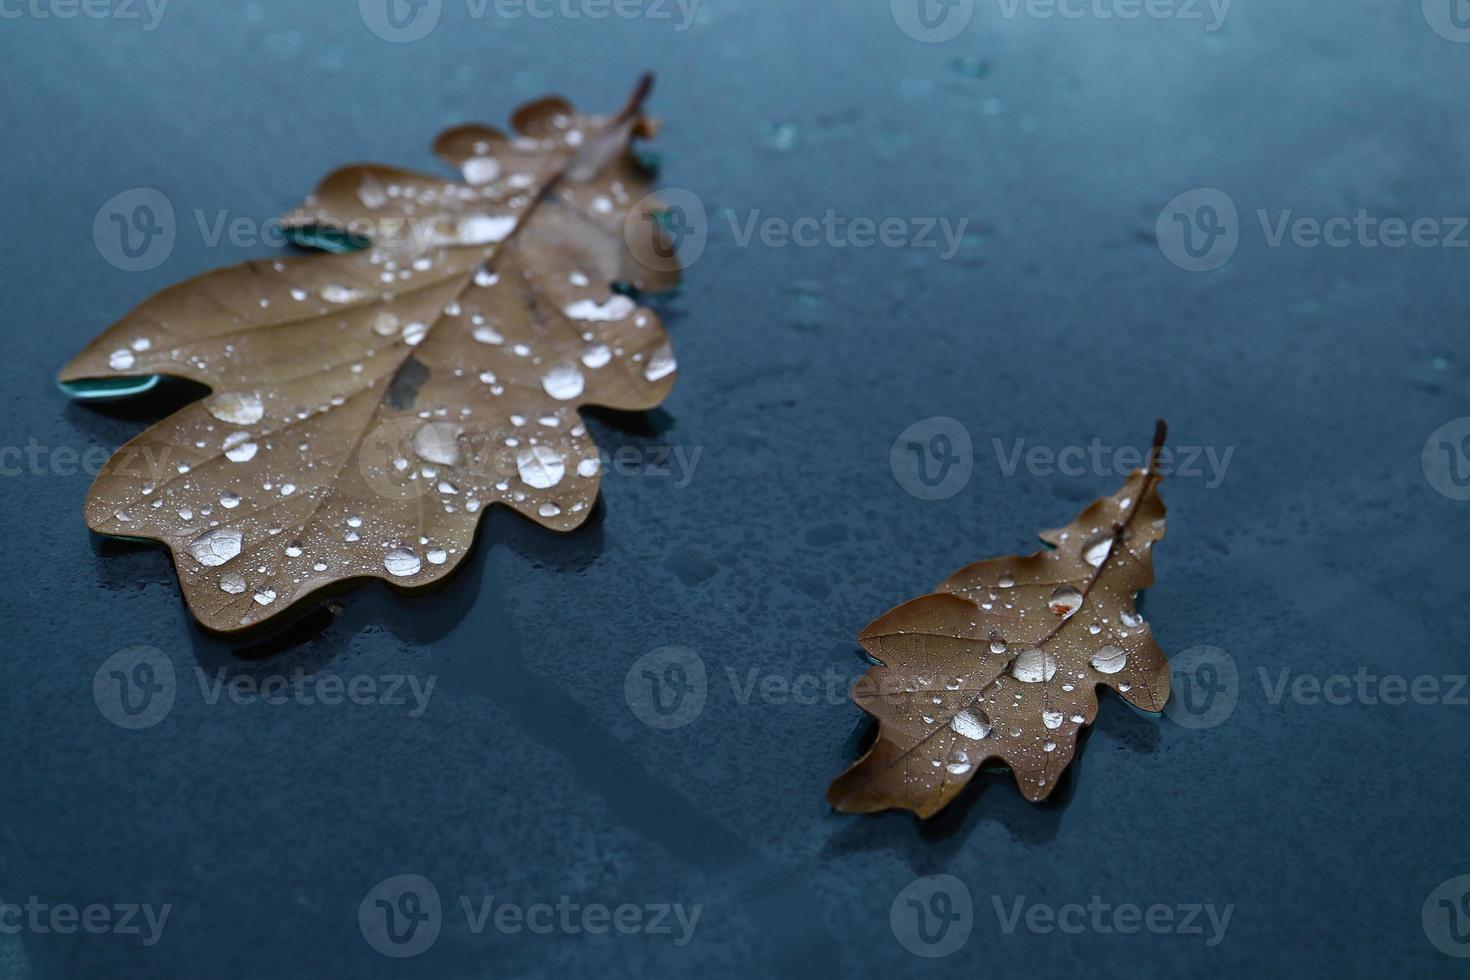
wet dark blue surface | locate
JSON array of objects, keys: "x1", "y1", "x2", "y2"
[{"x1": 2, "y1": 0, "x2": 1469, "y2": 976}]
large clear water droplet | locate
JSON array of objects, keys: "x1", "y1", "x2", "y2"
[
  {"x1": 1048, "y1": 585, "x2": 1083, "y2": 618},
  {"x1": 207, "y1": 391, "x2": 263, "y2": 426},
  {"x1": 189, "y1": 528, "x2": 242, "y2": 567},
  {"x1": 516, "y1": 445, "x2": 565, "y2": 489},
  {"x1": 413, "y1": 422, "x2": 461, "y2": 466},
  {"x1": 384, "y1": 548, "x2": 422, "y2": 577},
  {"x1": 1083, "y1": 534, "x2": 1114, "y2": 567},
  {"x1": 1091, "y1": 645, "x2": 1128, "y2": 674},
  {"x1": 1011, "y1": 649, "x2": 1058, "y2": 683},
  {"x1": 950, "y1": 709, "x2": 991, "y2": 740},
  {"x1": 541, "y1": 364, "x2": 585, "y2": 401}
]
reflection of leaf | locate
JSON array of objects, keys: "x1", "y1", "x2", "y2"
[
  {"x1": 828, "y1": 423, "x2": 1173, "y2": 818},
  {"x1": 60, "y1": 76, "x2": 682, "y2": 633}
]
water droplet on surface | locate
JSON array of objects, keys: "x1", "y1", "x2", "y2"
[
  {"x1": 462, "y1": 156, "x2": 501, "y2": 185},
  {"x1": 253, "y1": 589, "x2": 277, "y2": 606},
  {"x1": 541, "y1": 364, "x2": 585, "y2": 400},
  {"x1": 207, "y1": 391, "x2": 264, "y2": 426},
  {"x1": 225, "y1": 440, "x2": 258, "y2": 463},
  {"x1": 1048, "y1": 585, "x2": 1084, "y2": 618},
  {"x1": 565, "y1": 296, "x2": 636, "y2": 321},
  {"x1": 581, "y1": 344, "x2": 612, "y2": 369},
  {"x1": 384, "y1": 548, "x2": 422, "y2": 577},
  {"x1": 1011, "y1": 649, "x2": 1059, "y2": 683},
  {"x1": 456, "y1": 214, "x2": 517, "y2": 244},
  {"x1": 320, "y1": 283, "x2": 366, "y2": 304},
  {"x1": 945, "y1": 749, "x2": 973, "y2": 776},
  {"x1": 989, "y1": 639, "x2": 1008, "y2": 655},
  {"x1": 577, "y1": 457, "x2": 600, "y2": 478},
  {"x1": 516, "y1": 445, "x2": 565, "y2": 489},
  {"x1": 109, "y1": 349, "x2": 136, "y2": 371},
  {"x1": 950, "y1": 709, "x2": 991, "y2": 740},
  {"x1": 372, "y1": 311, "x2": 400, "y2": 336},
  {"x1": 426, "y1": 547, "x2": 448, "y2": 565},
  {"x1": 219, "y1": 573, "x2": 246, "y2": 595},
  {"x1": 1120, "y1": 609, "x2": 1143, "y2": 628},
  {"x1": 1091, "y1": 645, "x2": 1128, "y2": 674},
  {"x1": 284, "y1": 540, "x2": 303, "y2": 558},
  {"x1": 537, "y1": 502, "x2": 562, "y2": 518},
  {"x1": 413, "y1": 422, "x2": 461, "y2": 465},
  {"x1": 643, "y1": 344, "x2": 676, "y2": 382},
  {"x1": 1043, "y1": 710, "x2": 1064, "y2": 729},
  {"x1": 998, "y1": 574, "x2": 1015, "y2": 588},
  {"x1": 220, "y1": 492, "x2": 240, "y2": 509},
  {"x1": 1083, "y1": 534, "x2": 1114, "y2": 567}
]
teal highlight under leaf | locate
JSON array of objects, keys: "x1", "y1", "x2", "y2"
[
  {"x1": 285, "y1": 224, "x2": 371, "y2": 253},
  {"x1": 59, "y1": 376, "x2": 161, "y2": 400}
]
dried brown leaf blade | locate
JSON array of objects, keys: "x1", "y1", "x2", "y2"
[
  {"x1": 828, "y1": 424, "x2": 1172, "y2": 818},
  {"x1": 60, "y1": 77, "x2": 681, "y2": 633}
]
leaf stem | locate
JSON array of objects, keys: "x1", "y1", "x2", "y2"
[{"x1": 614, "y1": 72, "x2": 656, "y2": 124}]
